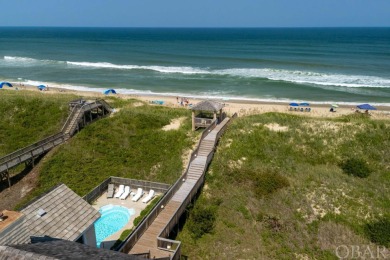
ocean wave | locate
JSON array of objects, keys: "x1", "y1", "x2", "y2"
[
  {"x1": 66, "y1": 61, "x2": 209, "y2": 74},
  {"x1": 3, "y1": 56, "x2": 64, "y2": 65},
  {"x1": 214, "y1": 68, "x2": 390, "y2": 88},
  {"x1": 14, "y1": 79, "x2": 390, "y2": 106},
  {"x1": 4, "y1": 56, "x2": 38, "y2": 62},
  {"x1": 66, "y1": 61, "x2": 390, "y2": 88},
  {"x1": 4, "y1": 56, "x2": 390, "y2": 88}
]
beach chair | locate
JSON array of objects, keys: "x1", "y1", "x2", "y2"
[
  {"x1": 114, "y1": 185, "x2": 125, "y2": 198},
  {"x1": 132, "y1": 188, "x2": 144, "y2": 202},
  {"x1": 107, "y1": 184, "x2": 115, "y2": 198},
  {"x1": 120, "y1": 186, "x2": 131, "y2": 200},
  {"x1": 142, "y1": 190, "x2": 155, "y2": 203}
]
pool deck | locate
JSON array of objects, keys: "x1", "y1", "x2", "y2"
[{"x1": 92, "y1": 186, "x2": 161, "y2": 249}]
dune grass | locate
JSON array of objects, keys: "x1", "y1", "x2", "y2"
[
  {"x1": 4, "y1": 91, "x2": 390, "y2": 258},
  {"x1": 16, "y1": 98, "x2": 194, "y2": 208},
  {"x1": 0, "y1": 91, "x2": 78, "y2": 156},
  {"x1": 177, "y1": 112, "x2": 390, "y2": 259}
]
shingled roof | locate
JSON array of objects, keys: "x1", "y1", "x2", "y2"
[
  {"x1": 0, "y1": 240, "x2": 144, "y2": 260},
  {"x1": 191, "y1": 100, "x2": 224, "y2": 112},
  {"x1": 0, "y1": 184, "x2": 100, "y2": 246}
]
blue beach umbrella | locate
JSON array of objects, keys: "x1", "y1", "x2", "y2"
[
  {"x1": 289, "y1": 102, "x2": 299, "y2": 107},
  {"x1": 299, "y1": 102, "x2": 310, "y2": 106},
  {"x1": 103, "y1": 89, "x2": 117, "y2": 95},
  {"x1": 0, "y1": 82, "x2": 13, "y2": 88},
  {"x1": 37, "y1": 85, "x2": 47, "y2": 90},
  {"x1": 357, "y1": 104, "x2": 377, "y2": 110}
]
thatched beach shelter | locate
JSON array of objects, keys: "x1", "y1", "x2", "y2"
[{"x1": 191, "y1": 100, "x2": 224, "y2": 131}]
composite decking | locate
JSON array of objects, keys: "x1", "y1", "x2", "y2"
[{"x1": 129, "y1": 118, "x2": 230, "y2": 259}]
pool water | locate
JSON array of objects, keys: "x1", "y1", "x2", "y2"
[{"x1": 94, "y1": 204, "x2": 135, "y2": 248}]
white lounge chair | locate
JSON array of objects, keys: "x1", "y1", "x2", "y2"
[
  {"x1": 107, "y1": 183, "x2": 115, "y2": 198},
  {"x1": 132, "y1": 188, "x2": 144, "y2": 202},
  {"x1": 142, "y1": 190, "x2": 155, "y2": 203},
  {"x1": 120, "y1": 186, "x2": 131, "y2": 200},
  {"x1": 114, "y1": 185, "x2": 125, "y2": 198}
]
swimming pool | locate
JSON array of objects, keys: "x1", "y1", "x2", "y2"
[{"x1": 94, "y1": 204, "x2": 135, "y2": 248}]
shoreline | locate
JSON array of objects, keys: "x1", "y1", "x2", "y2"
[{"x1": 6, "y1": 82, "x2": 390, "y2": 119}]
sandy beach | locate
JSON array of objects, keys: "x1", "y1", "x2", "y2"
[{"x1": 7, "y1": 82, "x2": 390, "y2": 120}]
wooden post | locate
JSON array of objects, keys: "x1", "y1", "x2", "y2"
[
  {"x1": 192, "y1": 111, "x2": 195, "y2": 131},
  {"x1": 7, "y1": 170, "x2": 11, "y2": 188},
  {"x1": 213, "y1": 112, "x2": 216, "y2": 120}
]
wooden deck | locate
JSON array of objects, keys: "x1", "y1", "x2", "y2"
[{"x1": 129, "y1": 117, "x2": 231, "y2": 259}]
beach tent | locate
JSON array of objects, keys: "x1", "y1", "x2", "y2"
[
  {"x1": 299, "y1": 102, "x2": 310, "y2": 106},
  {"x1": 357, "y1": 104, "x2": 377, "y2": 110},
  {"x1": 103, "y1": 89, "x2": 117, "y2": 95},
  {"x1": 0, "y1": 82, "x2": 13, "y2": 88},
  {"x1": 37, "y1": 85, "x2": 47, "y2": 90},
  {"x1": 289, "y1": 102, "x2": 299, "y2": 107}
]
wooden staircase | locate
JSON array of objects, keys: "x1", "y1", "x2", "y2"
[
  {"x1": 0, "y1": 99, "x2": 112, "y2": 187},
  {"x1": 127, "y1": 117, "x2": 232, "y2": 259}
]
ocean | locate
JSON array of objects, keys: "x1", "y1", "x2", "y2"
[{"x1": 1, "y1": 27, "x2": 389, "y2": 105}]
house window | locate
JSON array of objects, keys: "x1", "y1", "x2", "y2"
[{"x1": 75, "y1": 235, "x2": 84, "y2": 244}]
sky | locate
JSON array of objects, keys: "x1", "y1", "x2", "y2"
[{"x1": 1, "y1": 0, "x2": 389, "y2": 27}]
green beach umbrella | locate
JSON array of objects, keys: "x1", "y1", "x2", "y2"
[{"x1": 331, "y1": 104, "x2": 339, "y2": 108}]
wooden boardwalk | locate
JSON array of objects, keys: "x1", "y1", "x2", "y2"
[
  {"x1": 0, "y1": 99, "x2": 112, "y2": 187},
  {"x1": 129, "y1": 118, "x2": 231, "y2": 259}
]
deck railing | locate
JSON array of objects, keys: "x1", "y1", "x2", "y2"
[
  {"x1": 183, "y1": 119, "x2": 217, "y2": 178},
  {"x1": 157, "y1": 237, "x2": 181, "y2": 260},
  {"x1": 194, "y1": 117, "x2": 214, "y2": 126},
  {"x1": 122, "y1": 116, "x2": 235, "y2": 259},
  {"x1": 118, "y1": 175, "x2": 184, "y2": 253}
]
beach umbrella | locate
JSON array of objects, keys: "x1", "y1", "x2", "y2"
[
  {"x1": 357, "y1": 104, "x2": 376, "y2": 110},
  {"x1": 299, "y1": 102, "x2": 310, "y2": 106},
  {"x1": 103, "y1": 89, "x2": 117, "y2": 95},
  {"x1": 331, "y1": 104, "x2": 339, "y2": 108},
  {"x1": 289, "y1": 102, "x2": 299, "y2": 107},
  {"x1": 0, "y1": 82, "x2": 13, "y2": 88},
  {"x1": 37, "y1": 85, "x2": 46, "y2": 90}
]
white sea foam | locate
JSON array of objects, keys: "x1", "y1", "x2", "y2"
[
  {"x1": 66, "y1": 61, "x2": 390, "y2": 88},
  {"x1": 3, "y1": 56, "x2": 64, "y2": 65},
  {"x1": 13, "y1": 79, "x2": 389, "y2": 107},
  {"x1": 66, "y1": 61, "x2": 209, "y2": 74},
  {"x1": 4, "y1": 56, "x2": 38, "y2": 62},
  {"x1": 214, "y1": 68, "x2": 390, "y2": 88},
  {"x1": 4, "y1": 56, "x2": 390, "y2": 88}
]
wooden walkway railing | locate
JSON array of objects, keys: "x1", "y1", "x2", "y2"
[
  {"x1": 0, "y1": 99, "x2": 112, "y2": 187},
  {"x1": 123, "y1": 115, "x2": 236, "y2": 259}
]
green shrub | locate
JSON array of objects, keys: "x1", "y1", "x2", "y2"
[
  {"x1": 254, "y1": 172, "x2": 290, "y2": 197},
  {"x1": 133, "y1": 196, "x2": 161, "y2": 226},
  {"x1": 339, "y1": 158, "x2": 371, "y2": 178},
  {"x1": 365, "y1": 218, "x2": 390, "y2": 246},
  {"x1": 110, "y1": 229, "x2": 132, "y2": 250},
  {"x1": 187, "y1": 205, "x2": 216, "y2": 239}
]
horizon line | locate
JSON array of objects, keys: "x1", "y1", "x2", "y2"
[{"x1": 0, "y1": 26, "x2": 389, "y2": 29}]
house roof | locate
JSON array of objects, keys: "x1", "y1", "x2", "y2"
[
  {"x1": 0, "y1": 184, "x2": 100, "y2": 246},
  {"x1": 0, "y1": 240, "x2": 144, "y2": 260},
  {"x1": 191, "y1": 100, "x2": 224, "y2": 112}
]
